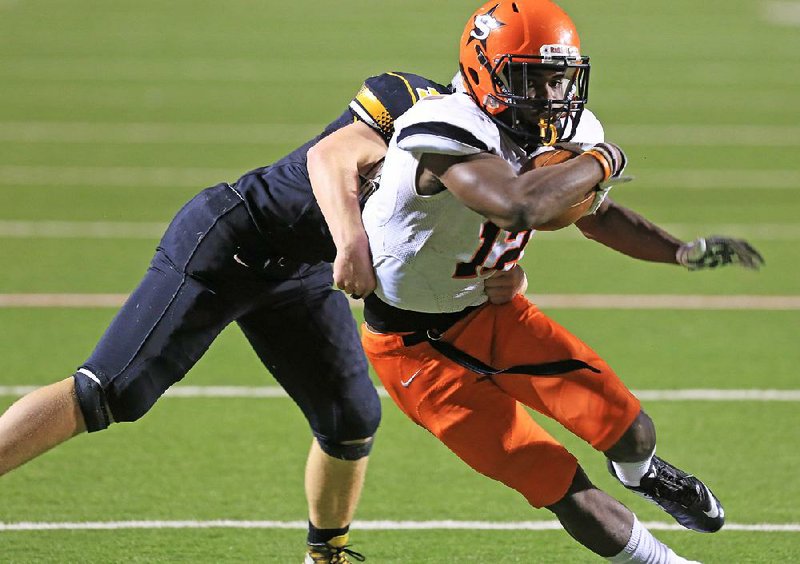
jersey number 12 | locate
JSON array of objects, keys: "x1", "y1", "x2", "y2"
[{"x1": 453, "y1": 221, "x2": 531, "y2": 279}]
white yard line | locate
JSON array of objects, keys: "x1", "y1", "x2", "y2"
[
  {"x1": 0, "y1": 519, "x2": 796, "y2": 532},
  {"x1": 762, "y1": 0, "x2": 800, "y2": 25},
  {"x1": 2, "y1": 293, "x2": 799, "y2": 310},
  {"x1": 3, "y1": 122, "x2": 800, "y2": 146},
  {"x1": 0, "y1": 386, "x2": 798, "y2": 401},
  {"x1": 0, "y1": 220, "x2": 166, "y2": 239},
  {"x1": 0, "y1": 294, "x2": 130, "y2": 307}
]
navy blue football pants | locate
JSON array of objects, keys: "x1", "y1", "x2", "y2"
[{"x1": 73, "y1": 183, "x2": 381, "y2": 448}]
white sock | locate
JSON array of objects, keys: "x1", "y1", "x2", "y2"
[
  {"x1": 607, "y1": 515, "x2": 697, "y2": 564},
  {"x1": 611, "y1": 449, "x2": 656, "y2": 487}
]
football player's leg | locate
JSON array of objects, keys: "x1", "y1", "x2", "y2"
[
  {"x1": 237, "y1": 265, "x2": 379, "y2": 540},
  {"x1": 0, "y1": 377, "x2": 84, "y2": 475},
  {"x1": 478, "y1": 295, "x2": 641, "y2": 453},
  {"x1": 362, "y1": 327, "x2": 578, "y2": 509},
  {"x1": 485, "y1": 296, "x2": 724, "y2": 533},
  {"x1": 364, "y1": 324, "x2": 698, "y2": 560},
  {"x1": 0, "y1": 247, "x2": 230, "y2": 476},
  {"x1": 74, "y1": 184, "x2": 256, "y2": 431},
  {"x1": 605, "y1": 417, "x2": 725, "y2": 533},
  {"x1": 74, "y1": 255, "x2": 234, "y2": 430},
  {"x1": 547, "y1": 467, "x2": 699, "y2": 562},
  {"x1": 0, "y1": 184, "x2": 250, "y2": 475}
]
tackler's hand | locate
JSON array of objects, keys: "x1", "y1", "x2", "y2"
[
  {"x1": 334, "y1": 233, "x2": 377, "y2": 299},
  {"x1": 676, "y1": 236, "x2": 765, "y2": 271},
  {"x1": 484, "y1": 265, "x2": 528, "y2": 305}
]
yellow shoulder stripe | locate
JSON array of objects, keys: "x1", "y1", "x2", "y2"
[{"x1": 355, "y1": 85, "x2": 393, "y2": 135}]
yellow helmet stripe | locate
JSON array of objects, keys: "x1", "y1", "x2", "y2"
[{"x1": 386, "y1": 71, "x2": 418, "y2": 103}]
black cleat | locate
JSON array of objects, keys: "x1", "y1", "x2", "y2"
[{"x1": 607, "y1": 456, "x2": 725, "y2": 533}]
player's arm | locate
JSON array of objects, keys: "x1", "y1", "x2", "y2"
[
  {"x1": 574, "y1": 198, "x2": 683, "y2": 263},
  {"x1": 422, "y1": 149, "x2": 616, "y2": 232},
  {"x1": 575, "y1": 199, "x2": 765, "y2": 270},
  {"x1": 308, "y1": 121, "x2": 387, "y2": 297}
]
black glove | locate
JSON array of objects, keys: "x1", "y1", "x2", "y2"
[{"x1": 676, "y1": 236, "x2": 765, "y2": 271}]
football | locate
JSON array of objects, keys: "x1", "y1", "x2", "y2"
[{"x1": 520, "y1": 148, "x2": 596, "y2": 231}]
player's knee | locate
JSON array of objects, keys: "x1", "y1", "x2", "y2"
[
  {"x1": 357, "y1": 393, "x2": 382, "y2": 437},
  {"x1": 316, "y1": 435, "x2": 376, "y2": 461},
  {"x1": 605, "y1": 410, "x2": 656, "y2": 461},
  {"x1": 73, "y1": 367, "x2": 160, "y2": 431},
  {"x1": 342, "y1": 383, "x2": 382, "y2": 437},
  {"x1": 318, "y1": 398, "x2": 381, "y2": 461},
  {"x1": 546, "y1": 466, "x2": 595, "y2": 515},
  {"x1": 72, "y1": 368, "x2": 114, "y2": 432},
  {"x1": 306, "y1": 375, "x2": 381, "y2": 461}
]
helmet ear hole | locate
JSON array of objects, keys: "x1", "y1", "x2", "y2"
[
  {"x1": 511, "y1": 2, "x2": 519, "y2": 12},
  {"x1": 468, "y1": 67, "x2": 481, "y2": 85}
]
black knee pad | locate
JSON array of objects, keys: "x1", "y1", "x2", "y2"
[
  {"x1": 316, "y1": 435, "x2": 375, "y2": 461},
  {"x1": 73, "y1": 368, "x2": 113, "y2": 432}
]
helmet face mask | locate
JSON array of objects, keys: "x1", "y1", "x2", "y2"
[
  {"x1": 459, "y1": 0, "x2": 590, "y2": 147},
  {"x1": 493, "y1": 54, "x2": 590, "y2": 146}
]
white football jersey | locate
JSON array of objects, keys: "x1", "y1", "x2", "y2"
[{"x1": 363, "y1": 92, "x2": 604, "y2": 314}]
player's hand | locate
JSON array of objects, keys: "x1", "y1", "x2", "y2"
[
  {"x1": 333, "y1": 234, "x2": 377, "y2": 299},
  {"x1": 484, "y1": 265, "x2": 528, "y2": 305},
  {"x1": 587, "y1": 186, "x2": 611, "y2": 215},
  {"x1": 676, "y1": 236, "x2": 765, "y2": 271}
]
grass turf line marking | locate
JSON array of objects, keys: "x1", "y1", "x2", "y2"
[
  {"x1": 762, "y1": 0, "x2": 800, "y2": 25},
  {"x1": 0, "y1": 519, "x2": 797, "y2": 532},
  {"x1": 0, "y1": 386, "x2": 798, "y2": 401},
  {"x1": 0, "y1": 220, "x2": 167, "y2": 239},
  {"x1": 2, "y1": 294, "x2": 799, "y2": 310}
]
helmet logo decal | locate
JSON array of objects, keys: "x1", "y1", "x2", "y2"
[
  {"x1": 468, "y1": 4, "x2": 505, "y2": 48},
  {"x1": 540, "y1": 44, "x2": 581, "y2": 61}
]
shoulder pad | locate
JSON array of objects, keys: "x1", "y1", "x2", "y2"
[
  {"x1": 395, "y1": 94, "x2": 499, "y2": 156},
  {"x1": 349, "y1": 72, "x2": 448, "y2": 142}
]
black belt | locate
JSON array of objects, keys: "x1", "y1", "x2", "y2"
[{"x1": 402, "y1": 330, "x2": 600, "y2": 382}]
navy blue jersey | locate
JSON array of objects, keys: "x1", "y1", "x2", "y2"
[{"x1": 233, "y1": 72, "x2": 449, "y2": 264}]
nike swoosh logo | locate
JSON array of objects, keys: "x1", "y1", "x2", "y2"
[
  {"x1": 401, "y1": 368, "x2": 423, "y2": 388},
  {"x1": 702, "y1": 485, "x2": 722, "y2": 519}
]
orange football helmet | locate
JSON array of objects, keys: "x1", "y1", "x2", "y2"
[{"x1": 459, "y1": 0, "x2": 590, "y2": 146}]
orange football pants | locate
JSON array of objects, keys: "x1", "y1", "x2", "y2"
[{"x1": 362, "y1": 294, "x2": 641, "y2": 508}]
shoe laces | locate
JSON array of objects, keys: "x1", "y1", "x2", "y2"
[
  {"x1": 643, "y1": 458, "x2": 708, "y2": 509},
  {"x1": 308, "y1": 544, "x2": 366, "y2": 563}
]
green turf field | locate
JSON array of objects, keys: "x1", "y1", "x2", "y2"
[{"x1": 1, "y1": 0, "x2": 799, "y2": 562}]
